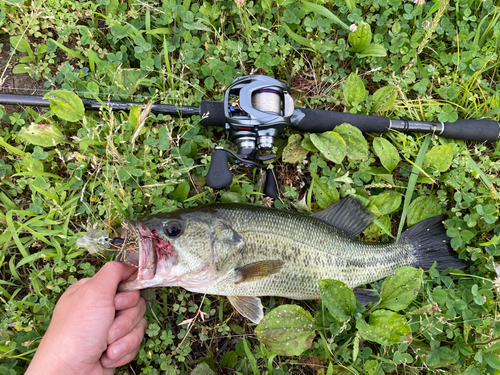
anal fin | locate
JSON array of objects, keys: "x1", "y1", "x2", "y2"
[
  {"x1": 353, "y1": 287, "x2": 379, "y2": 305},
  {"x1": 235, "y1": 260, "x2": 285, "y2": 284},
  {"x1": 227, "y1": 295, "x2": 263, "y2": 323}
]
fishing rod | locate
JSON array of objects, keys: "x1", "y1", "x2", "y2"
[{"x1": 1, "y1": 75, "x2": 499, "y2": 198}]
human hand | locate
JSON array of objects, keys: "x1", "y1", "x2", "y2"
[{"x1": 26, "y1": 262, "x2": 147, "y2": 375}]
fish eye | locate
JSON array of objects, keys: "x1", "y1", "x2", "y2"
[{"x1": 164, "y1": 221, "x2": 182, "y2": 238}]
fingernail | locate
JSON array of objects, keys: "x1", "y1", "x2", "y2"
[
  {"x1": 109, "y1": 327, "x2": 122, "y2": 343},
  {"x1": 110, "y1": 342, "x2": 127, "y2": 360},
  {"x1": 115, "y1": 296, "x2": 127, "y2": 310}
]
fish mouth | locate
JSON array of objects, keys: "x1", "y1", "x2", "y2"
[{"x1": 117, "y1": 221, "x2": 158, "y2": 291}]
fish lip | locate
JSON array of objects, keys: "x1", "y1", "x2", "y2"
[{"x1": 118, "y1": 221, "x2": 157, "y2": 291}]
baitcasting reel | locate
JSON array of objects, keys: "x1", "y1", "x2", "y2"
[{"x1": 205, "y1": 75, "x2": 301, "y2": 198}]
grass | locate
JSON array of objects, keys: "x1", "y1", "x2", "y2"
[{"x1": 1, "y1": 0, "x2": 500, "y2": 373}]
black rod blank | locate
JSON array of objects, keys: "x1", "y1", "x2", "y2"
[{"x1": 0, "y1": 93, "x2": 200, "y2": 117}]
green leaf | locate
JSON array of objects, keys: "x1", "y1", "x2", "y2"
[
  {"x1": 377, "y1": 267, "x2": 423, "y2": 311},
  {"x1": 300, "y1": 0, "x2": 350, "y2": 31},
  {"x1": 128, "y1": 105, "x2": 141, "y2": 131},
  {"x1": 368, "y1": 190, "x2": 402, "y2": 215},
  {"x1": 281, "y1": 22, "x2": 335, "y2": 51},
  {"x1": 10, "y1": 36, "x2": 33, "y2": 57},
  {"x1": 190, "y1": 362, "x2": 215, "y2": 375},
  {"x1": 407, "y1": 195, "x2": 442, "y2": 227},
  {"x1": 32, "y1": 146, "x2": 48, "y2": 161},
  {"x1": 357, "y1": 43, "x2": 387, "y2": 58},
  {"x1": 334, "y1": 123, "x2": 369, "y2": 161},
  {"x1": 483, "y1": 353, "x2": 500, "y2": 369},
  {"x1": 220, "y1": 351, "x2": 238, "y2": 368},
  {"x1": 282, "y1": 134, "x2": 308, "y2": 163},
  {"x1": 43, "y1": 90, "x2": 85, "y2": 122},
  {"x1": 106, "y1": 0, "x2": 119, "y2": 16},
  {"x1": 31, "y1": 175, "x2": 50, "y2": 190},
  {"x1": 365, "y1": 214, "x2": 392, "y2": 240},
  {"x1": 101, "y1": 183, "x2": 127, "y2": 218},
  {"x1": 300, "y1": 134, "x2": 319, "y2": 152},
  {"x1": 345, "y1": 0, "x2": 356, "y2": 12},
  {"x1": 426, "y1": 351, "x2": 440, "y2": 367},
  {"x1": 310, "y1": 131, "x2": 346, "y2": 164},
  {"x1": 255, "y1": 305, "x2": 316, "y2": 356},
  {"x1": 12, "y1": 64, "x2": 30, "y2": 74},
  {"x1": 18, "y1": 123, "x2": 67, "y2": 147},
  {"x1": 373, "y1": 137, "x2": 400, "y2": 173},
  {"x1": 393, "y1": 350, "x2": 413, "y2": 364},
  {"x1": 343, "y1": 73, "x2": 366, "y2": 105},
  {"x1": 171, "y1": 181, "x2": 190, "y2": 202},
  {"x1": 242, "y1": 338, "x2": 259, "y2": 374},
  {"x1": 371, "y1": 85, "x2": 397, "y2": 113},
  {"x1": 348, "y1": 22, "x2": 372, "y2": 52},
  {"x1": 311, "y1": 171, "x2": 339, "y2": 209},
  {"x1": 220, "y1": 191, "x2": 245, "y2": 204},
  {"x1": 458, "y1": 343, "x2": 474, "y2": 356},
  {"x1": 463, "y1": 365, "x2": 482, "y2": 375},
  {"x1": 356, "y1": 310, "x2": 412, "y2": 346},
  {"x1": 438, "y1": 346, "x2": 458, "y2": 360},
  {"x1": 48, "y1": 38, "x2": 89, "y2": 62},
  {"x1": 397, "y1": 134, "x2": 432, "y2": 239},
  {"x1": 424, "y1": 144, "x2": 454, "y2": 172},
  {"x1": 0, "y1": 136, "x2": 24, "y2": 156},
  {"x1": 180, "y1": 140, "x2": 198, "y2": 159},
  {"x1": 318, "y1": 279, "x2": 356, "y2": 321}
]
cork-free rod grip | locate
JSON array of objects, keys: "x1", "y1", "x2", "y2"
[{"x1": 293, "y1": 108, "x2": 500, "y2": 142}]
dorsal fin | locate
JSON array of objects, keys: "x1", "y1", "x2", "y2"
[
  {"x1": 227, "y1": 295, "x2": 264, "y2": 323},
  {"x1": 311, "y1": 195, "x2": 373, "y2": 238}
]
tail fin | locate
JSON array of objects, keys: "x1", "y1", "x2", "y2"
[{"x1": 400, "y1": 215, "x2": 468, "y2": 271}]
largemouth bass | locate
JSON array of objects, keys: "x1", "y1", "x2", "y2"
[{"x1": 116, "y1": 196, "x2": 467, "y2": 323}]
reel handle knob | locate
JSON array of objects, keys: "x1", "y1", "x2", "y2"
[
  {"x1": 264, "y1": 169, "x2": 279, "y2": 199},
  {"x1": 206, "y1": 149, "x2": 233, "y2": 190}
]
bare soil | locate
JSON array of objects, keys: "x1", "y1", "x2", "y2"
[{"x1": 0, "y1": 42, "x2": 49, "y2": 114}]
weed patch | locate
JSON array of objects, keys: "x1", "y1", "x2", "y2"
[{"x1": 1, "y1": 0, "x2": 500, "y2": 373}]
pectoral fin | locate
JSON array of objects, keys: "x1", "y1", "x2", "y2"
[
  {"x1": 234, "y1": 260, "x2": 285, "y2": 284},
  {"x1": 227, "y1": 295, "x2": 264, "y2": 323}
]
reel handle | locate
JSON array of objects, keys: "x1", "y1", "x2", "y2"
[
  {"x1": 206, "y1": 148, "x2": 233, "y2": 190},
  {"x1": 264, "y1": 169, "x2": 279, "y2": 199}
]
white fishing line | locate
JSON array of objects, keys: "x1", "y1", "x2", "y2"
[{"x1": 251, "y1": 90, "x2": 281, "y2": 114}]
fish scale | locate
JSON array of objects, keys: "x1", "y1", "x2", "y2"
[
  {"x1": 117, "y1": 196, "x2": 467, "y2": 323},
  {"x1": 187, "y1": 205, "x2": 409, "y2": 298}
]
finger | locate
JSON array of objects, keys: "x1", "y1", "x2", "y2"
[
  {"x1": 64, "y1": 278, "x2": 91, "y2": 295},
  {"x1": 84, "y1": 262, "x2": 138, "y2": 296},
  {"x1": 114, "y1": 290, "x2": 141, "y2": 311},
  {"x1": 101, "y1": 318, "x2": 147, "y2": 368},
  {"x1": 108, "y1": 297, "x2": 146, "y2": 344}
]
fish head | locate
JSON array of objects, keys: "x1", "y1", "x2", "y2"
[{"x1": 117, "y1": 210, "x2": 220, "y2": 291}]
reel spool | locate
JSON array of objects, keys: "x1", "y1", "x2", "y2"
[
  {"x1": 206, "y1": 75, "x2": 296, "y2": 196},
  {"x1": 224, "y1": 75, "x2": 294, "y2": 155}
]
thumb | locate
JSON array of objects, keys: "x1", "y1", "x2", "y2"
[{"x1": 86, "y1": 262, "x2": 138, "y2": 295}]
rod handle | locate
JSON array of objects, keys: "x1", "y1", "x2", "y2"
[
  {"x1": 293, "y1": 108, "x2": 500, "y2": 142},
  {"x1": 199, "y1": 101, "x2": 226, "y2": 127}
]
